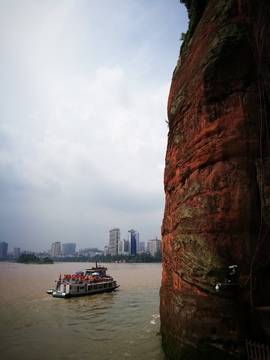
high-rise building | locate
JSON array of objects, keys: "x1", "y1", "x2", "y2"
[
  {"x1": 148, "y1": 237, "x2": 161, "y2": 256},
  {"x1": 104, "y1": 245, "x2": 109, "y2": 256},
  {"x1": 50, "y1": 242, "x2": 61, "y2": 257},
  {"x1": 118, "y1": 239, "x2": 129, "y2": 255},
  {"x1": 0, "y1": 242, "x2": 8, "y2": 259},
  {"x1": 109, "y1": 228, "x2": 120, "y2": 256},
  {"x1": 128, "y1": 229, "x2": 139, "y2": 255},
  {"x1": 62, "y1": 243, "x2": 76, "y2": 255},
  {"x1": 139, "y1": 241, "x2": 145, "y2": 253},
  {"x1": 13, "y1": 247, "x2": 20, "y2": 259}
]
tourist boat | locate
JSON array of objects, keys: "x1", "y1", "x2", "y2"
[{"x1": 46, "y1": 263, "x2": 119, "y2": 298}]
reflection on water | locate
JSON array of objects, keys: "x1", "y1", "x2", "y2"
[{"x1": 0, "y1": 262, "x2": 165, "y2": 360}]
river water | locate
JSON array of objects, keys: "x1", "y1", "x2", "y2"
[{"x1": 0, "y1": 262, "x2": 165, "y2": 360}]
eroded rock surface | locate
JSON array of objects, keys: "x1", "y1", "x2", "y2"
[{"x1": 160, "y1": 0, "x2": 270, "y2": 359}]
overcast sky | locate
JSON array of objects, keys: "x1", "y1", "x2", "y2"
[{"x1": 0, "y1": 0, "x2": 188, "y2": 253}]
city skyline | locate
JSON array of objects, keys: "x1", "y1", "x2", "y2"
[{"x1": 2, "y1": 228, "x2": 161, "y2": 256}]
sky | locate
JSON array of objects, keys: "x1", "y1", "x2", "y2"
[{"x1": 0, "y1": 0, "x2": 188, "y2": 253}]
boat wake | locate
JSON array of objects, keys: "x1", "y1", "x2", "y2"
[{"x1": 150, "y1": 314, "x2": 160, "y2": 325}]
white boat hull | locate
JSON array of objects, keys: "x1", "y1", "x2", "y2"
[{"x1": 52, "y1": 282, "x2": 119, "y2": 298}]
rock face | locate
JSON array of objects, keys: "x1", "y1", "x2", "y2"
[{"x1": 160, "y1": 0, "x2": 270, "y2": 359}]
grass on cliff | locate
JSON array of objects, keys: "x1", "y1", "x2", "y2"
[{"x1": 180, "y1": 0, "x2": 208, "y2": 45}]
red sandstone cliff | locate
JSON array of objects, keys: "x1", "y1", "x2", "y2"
[{"x1": 160, "y1": 0, "x2": 270, "y2": 359}]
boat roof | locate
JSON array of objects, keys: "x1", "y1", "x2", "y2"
[{"x1": 85, "y1": 265, "x2": 107, "y2": 271}]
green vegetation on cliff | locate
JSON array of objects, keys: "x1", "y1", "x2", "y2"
[{"x1": 180, "y1": 0, "x2": 207, "y2": 43}]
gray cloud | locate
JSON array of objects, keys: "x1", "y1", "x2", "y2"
[{"x1": 0, "y1": 0, "x2": 188, "y2": 252}]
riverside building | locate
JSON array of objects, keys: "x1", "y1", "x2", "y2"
[
  {"x1": 118, "y1": 239, "x2": 129, "y2": 255},
  {"x1": 62, "y1": 243, "x2": 76, "y2": 255},
  {"x1": 50, "y1": 242, "x2": 61, "y2": 257},
  {"x1": 109, "y1": 228, "x2": 120, "y2": 256},
  {"x1": 13, "y1": 247, "x2": 21, "y2": 259},
  {"x1": 148, "y1": 237, "x2": 161, "y2": 257},
  {"x1": 0, "y1": 242, "x2": 8, "y2": 259},
  {"x1": 128, "y1": 229, "x2": 139, "y2": 255}
]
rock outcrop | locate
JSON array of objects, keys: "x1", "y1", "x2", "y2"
[{"x1": 160, "y1": 0, "x2": 270, "y2": 359}]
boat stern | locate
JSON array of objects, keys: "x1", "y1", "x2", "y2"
[
  {"x1": 52, "y1": 283, "x2": 70, "y2": 298},
  {"x1": 52, "y1": 291, "x2": 69, "y2": 298}
]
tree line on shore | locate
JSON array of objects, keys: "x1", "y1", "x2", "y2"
[
  {"x1": 55, "y1": 251, "x2": 162, "y2": 263},
  {"x1": 17, "y1": 254, "x2": 54, "y2": 264},
  {"x1": 16, "y1": 251, "x2": 162, "y2": 264}
]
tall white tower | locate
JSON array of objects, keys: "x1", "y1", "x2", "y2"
[{"x1": 109, "y1": 228, "x2": 120, "y2": 256}]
